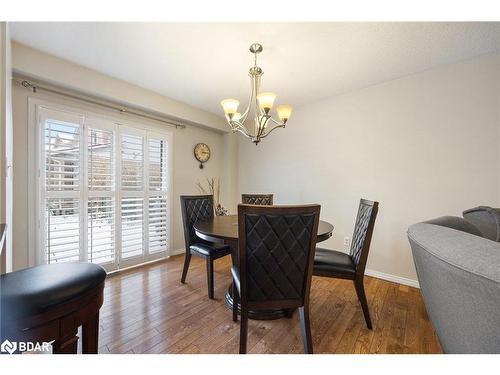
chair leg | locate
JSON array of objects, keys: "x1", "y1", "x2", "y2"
[
  {"x1": 239, "y1": 308, "x2": 248, "y2": 354},
  {"x1": 180, "y1": 251, "x2": 191, "y2": 283},
  {"x1": 206, "y1": 258, "x2": 214, "y2": 299},
  {"x1": 232, "y1": 282, "x2": 238, "y2": 321},
  {"x1": 82, "y1": 312, "x2": 99, "y2": 354},
  {"x1": 298, "y1": 305, "x2": 313, "y2": 354},
  {"x1": 354, "y1": 278, "x2": 372, "y2": 330}
]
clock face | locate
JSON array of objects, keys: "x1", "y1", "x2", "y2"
[{"x1": 194, "y1": 143, "x2": 211, "y2": 163}]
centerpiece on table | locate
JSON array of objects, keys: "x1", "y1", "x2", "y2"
[{"x1": 196, "y1": 177, "x2": 229, "y2": 216}]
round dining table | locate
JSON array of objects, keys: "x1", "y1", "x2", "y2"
[{"x1": 194, "y1": 214, "x2": 334, "y2": 320}]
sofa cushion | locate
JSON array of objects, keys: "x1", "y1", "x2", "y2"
[
  {"x1": 463, "y1": 206, "x2": 500, "y2": 242},
  {"x1": 423, "y1": 216, "x2": 482, "y2": 237}
]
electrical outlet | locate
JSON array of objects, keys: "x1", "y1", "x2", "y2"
[{"x1": 343, "y1": 236, "x2": 350, "y2": 247}]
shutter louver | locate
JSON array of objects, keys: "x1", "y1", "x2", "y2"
[
  {"x1": 88, "y1": 128, "x2": 114, "y2": 191},
  {"x1": 45, "y1": 119, "x2": 80, "y2": 191},
  {"x1": 148, "y1": 196, "x2": 168, "y2": 253},
  {"x1": 121, "y1": 134, "x2": 143, "y2": 191},
  {"x1": 88, "y1": 197, "x2": 115, "y2": 265},
  {"x1": 148, "y1": 137, "x2": 168, "y2": 253},
  {"x1": 121, "y1": 197, "x2": 144, "y2": 259},
  {"x1": 46, "y1": 198, "x2": 80, "y2": 263},
  {"x1": 149, "y1": 138, "x2": 167, "y2": 191}
]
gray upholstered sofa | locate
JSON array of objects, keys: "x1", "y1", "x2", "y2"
[{"x1": 407, "y1": 216, "x2": 500, "y2": 353}]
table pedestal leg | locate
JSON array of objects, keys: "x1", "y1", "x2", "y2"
[{"x1": 224, "y1": 284, "x2": 291, "y2": 320}]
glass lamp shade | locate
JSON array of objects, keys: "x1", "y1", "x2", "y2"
[
  {"x1": 277, "y1": 105, "x2": 293, "y2": 123},
  {"x1": 256, "y1": 92, "x2": 277, "y2": 113},
  {"x1": 221, "y1": 99, "x2": 240, "y2": 117}
]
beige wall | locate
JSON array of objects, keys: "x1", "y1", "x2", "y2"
[
  {"x1": 11, "y1": 46, "x2": 234, "y2": 271},
  {"x1": 238, "y1": 52, "x2": 500, "y2": 285},
  {"x1": 11, "y1": 42, "x2": 226, "y2": 132}
]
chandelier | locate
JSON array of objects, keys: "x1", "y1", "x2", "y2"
[{"x1": 220, "y1": 43, "x2": 293, "y2": 145}]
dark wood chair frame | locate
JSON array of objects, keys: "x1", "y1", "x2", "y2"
[
  {"x1": 232, "y1": 204, "x2": 321, "y2": 354},
  {"x1": 241, "y1": 194, "x2": 274, "y2": 205},
  {"x1": 313, "y1": 199, "x2": 379, "y2": 330},
  {"x1": 1, "y1": 282, "x2": 104, "y2": 354},
  {"x1": 180, "y1": 195, "x2": 230, "y2": 299}
]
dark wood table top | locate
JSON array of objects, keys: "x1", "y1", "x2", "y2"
[{"x1": 194, "y1": 215, "x2": 334, "y2": 243}]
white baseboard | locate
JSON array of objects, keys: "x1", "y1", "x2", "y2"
[
  {"x1": 171, "y1": 248, "x2": 186, "y2": 256},
  {"x1": 365, "y1": 268, "x2": 420, "y2": 289},
  {"x1": 169, "y1": 248, "x2": 420, "y2": 288}
]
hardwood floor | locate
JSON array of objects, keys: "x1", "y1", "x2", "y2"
[{"x1": 95, "y1": 254, "x2": 442, "y2": 354}]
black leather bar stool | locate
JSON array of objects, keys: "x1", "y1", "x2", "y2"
[{"x1": 0, "y1": 263, "x2": 106, "y2": 354}]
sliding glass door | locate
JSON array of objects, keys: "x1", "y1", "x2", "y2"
[{"x1": 38, "y1": 105, "x2": 171, "y2": 271}]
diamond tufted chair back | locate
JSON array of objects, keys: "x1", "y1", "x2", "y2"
[
  {"x1": 180, "y1": 195, "x2": 214, "y2": 249},
  {"x1": 349, "y1": 199, "x2": 379, "y2": 273},
  {"x1": 237, "y1": 204, "x2": 321, "y2": 306},
  {"x1": 241, "y1": 194, "x2": 274, "y2": 206}
]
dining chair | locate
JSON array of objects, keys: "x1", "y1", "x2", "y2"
[
  {"x1": 180, "y1": 195, "x2": 231, "y2": 299},
  {"x1": 241, "y1": 193, "x2": 274, "y2": 205},
  {"x1": 232, "y1": 203, "x2": 321, "y2": 354},
  {"x1": 313, "y1": 199, "x2": 379, "y2": 329}
]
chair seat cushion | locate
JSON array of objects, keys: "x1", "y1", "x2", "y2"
[
  {"x1": 313, "y1": 248, "x2": 356, "y2": 276},
  {"x1": 190, "y1": 242, "x2": 231, "y2": 258},
  {"x1": 0, "y1": 263, "x2": 106, "y2": 319}
]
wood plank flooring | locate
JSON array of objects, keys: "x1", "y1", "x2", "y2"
[{"x1": 95, "y1": 255, "x2": 442, "y2": 354}]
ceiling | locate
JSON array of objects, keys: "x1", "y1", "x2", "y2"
[{"x1": 10, "y1": 22, "x2": 500, "y2": 116}]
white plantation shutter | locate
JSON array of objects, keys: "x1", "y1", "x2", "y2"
[
  {"x1": 147, "y1": 136, "x2": 169, "y2": 253},
  {"x1": 87, "y1": 126, "x2": 116, "y2": 267},
  {"x1": 119, "y1": 131, "x2": 145, "y2": 263},
  {"x1": 38, "y1": 103, "x2": 171, "y2": 271},
  {"x1": 42, "y1": 110, "x2": 83, "y2": 264}
]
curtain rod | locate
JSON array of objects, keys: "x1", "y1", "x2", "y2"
[{"x1": 13, "y1": 75, "x2": 187, "y2": 130}]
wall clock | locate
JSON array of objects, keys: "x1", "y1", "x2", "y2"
[{"x1": 194, "y1": 143, "x2": 211, "y2": 169}]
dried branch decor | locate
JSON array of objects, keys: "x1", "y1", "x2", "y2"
[{"x1": 196, "y1": 177, "x2": 229, "y2": 216}]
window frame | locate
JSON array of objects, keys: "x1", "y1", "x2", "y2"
[{"x1": 30, "y1": 98, "x2": 173, "y2": 272}]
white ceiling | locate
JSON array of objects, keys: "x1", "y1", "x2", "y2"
[{"x1": 10, "y1": 22, "x2": 500, "y2": 116}]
